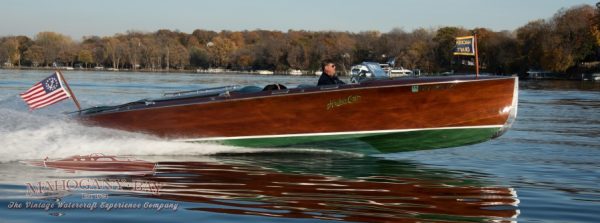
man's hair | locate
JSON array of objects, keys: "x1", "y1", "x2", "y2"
[{"x1": 321, "y1": 59, "x2": 335, "y2": 71}]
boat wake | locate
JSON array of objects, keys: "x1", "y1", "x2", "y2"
[{"x1": 0, "y1": 107, "x2": 340, "y2": 163}]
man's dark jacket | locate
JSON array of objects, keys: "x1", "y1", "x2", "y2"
[{"x1": 317, "y1": 73, "x2": 345, "y2": 86}]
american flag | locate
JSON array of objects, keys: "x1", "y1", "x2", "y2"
[{"x1": 20, "y1": 72, "x2": 71, "y2": 110}]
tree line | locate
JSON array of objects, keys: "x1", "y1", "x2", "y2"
[{"x1": 1, "y1": 4, "x2": 600, "y2": 76}]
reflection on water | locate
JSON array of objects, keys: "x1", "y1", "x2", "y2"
[{"x1": 4, "y1": 153, "x2": 519, "y2": 222}]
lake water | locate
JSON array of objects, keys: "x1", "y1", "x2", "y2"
[{"x1": 0, "y1": 70, "x2": 599, "y2": 222}]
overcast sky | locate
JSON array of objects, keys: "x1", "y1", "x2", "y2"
[{"x1": 1, "y1": 0, "x2": 597, "y2": 40}]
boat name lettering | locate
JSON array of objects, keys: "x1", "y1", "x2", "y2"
[{"x1": 327, "y1": 95, "x2": 361, "y2": 110}]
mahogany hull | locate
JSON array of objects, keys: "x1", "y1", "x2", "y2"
[{"x1": 77, "y1": 76, "x2": 518, "y2": 153}]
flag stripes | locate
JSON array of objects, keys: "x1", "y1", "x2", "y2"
[{"x1": 19, "y1": 72, "x2": 70, "y2": 110}]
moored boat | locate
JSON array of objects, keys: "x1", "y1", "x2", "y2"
[
  {"x1": 75, "y1": 64, "x2": 518, "y2": 154},
  {"x1": 289, "y1": 69, "x2": 303, "y2": 75},
  {"x1": 257, "y1": 70, "x2": 274, "y2": 75},
  {"x1": 389, "y1": 67, "x2": 413, "y2": 77}
]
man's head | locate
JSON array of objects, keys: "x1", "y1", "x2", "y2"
[{"x1": 321, "y1": 59, "x2": 336, "y2": 76}]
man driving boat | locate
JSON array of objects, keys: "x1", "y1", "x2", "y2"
[{"x1": 317, "y1": 59, "x2": 345, "y2": 86}]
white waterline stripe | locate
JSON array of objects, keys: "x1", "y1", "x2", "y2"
[{"x1": 176, "y1": 125, "x2": 503, "y2": 142}]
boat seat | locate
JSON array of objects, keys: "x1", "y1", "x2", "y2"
[
  {"x1": 237, "y1": 86, "x2": 263, "y2": 93},
  {"x1": 297, "y1": 84, "x2": 315, "y2": 89},
  {"x1": 263, "y1": 84, "x2": 287, "y2": 91}
]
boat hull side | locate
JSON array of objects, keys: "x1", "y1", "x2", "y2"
[
  {"x1": 186, "y1": 126, "x2": 501, "y2": 154},
  {"x1": 78, "y1": 76, "x2": 518, "y2": 153}
]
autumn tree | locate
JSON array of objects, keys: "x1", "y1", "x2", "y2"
[
  {"x1": 141, "y1": 36, "x2": 161, "y2": 70},
  {"x1": 352, "y1": 31, "x2": 381, "y2": 63},
  {"x1": 287, "y1": 43, "x2": 309, "y2": 70},
  {"x1": 379, "y1": 28, "x2": 410, "y2": 65},
  {"x1": 33, "y1": 32, "x2": 73, "y2": 66},
  {"x1": 9, "y1": 36, "x2": 33, "y2": 67},
  {"x1": 167, "y1": 41, "x2": 189, "y2": 70},
  {"x1": 57, "y1": 40, "x2": 78, "y2": 67},
  {"x1": 540, "y1": 35, "x2": 574, "y2": 72},
  {"x1": 548, "y1": 5, "x2": 596, "y2": 72},
  {"x1": 0, "y1": 37, "x2": 21, "y2": 67},
  {"x1": 155, "y1": 29, "x2": 185, "y2": 70},
  {"x1": 433, "y1": 27, "x2": 469, "y2": 72},
  {"x1": 23, "y1": 45, "x2": 44, "y2": 67},
  {"x1": 477, "y1": 29, "x2": 519, "y2": 74},
  {"x1": 285, "y1": 31, "x2": 310, "y2": 70},
  {"x1": 515, "y1": 20, "x2": 549, "y2": 72},
  {"x1": 252, "y1": 31, "x2": 289, "y2": 70},
  {"x1": 82, "y1": 36, "x2": 106, "y2": 67},
  {"x1": 4, "y1": 3, "x2": 600, "y2": 75},
  {"x1": 191, "y1": 29, "x2": 218, "y2": 45},
  {"x1": 591, "y1": 2, "x2": 600, "y2": 45},
  {"x1": 190, "y1": 46, "x2": 210, "y2": 68},
  {"x1": 231, "y1": 48, "x2": 255, "y2": 70},
  {"x1": 207, "y1": 36, "x2": 236, "y2": 68},
  {"x1": 124, "y1": 36, "x2": 143, "y2": 70},
  {"x1": 77, "y1": 49, "x2": 93, "y2": 68},
  {"x1": 397, "y1": 28, "x2": 436, "y2": 71},
  {"x1": 103, "y1": 37, "x2": 122, "y2": 69}
]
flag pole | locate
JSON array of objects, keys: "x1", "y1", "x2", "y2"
[
  {"x1": 474, "y1": 34, "x2": 479, "y2": 79},
  {"x1": 56, "y1": 70, "x2": 82, "y2": 111}
]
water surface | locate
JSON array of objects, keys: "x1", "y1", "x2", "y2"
[{"x1": 0, "y1": 70, "x2": 599, "y2": 222}]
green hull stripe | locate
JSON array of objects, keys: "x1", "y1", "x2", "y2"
[{"x1": 214, "y1": 127, "x2": 501, "y2": 154}]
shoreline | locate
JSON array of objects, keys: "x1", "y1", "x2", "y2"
[
  {"x1": 1, "y1": 67, "x2": 593, "y2": 81},
  {"x1": 0, "y1": 66, "x2": 321, "y2": 76}
]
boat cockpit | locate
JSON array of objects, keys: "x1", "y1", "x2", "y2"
[{"x1": 77, "y1": 63, "x2": 391, "y2": 116}]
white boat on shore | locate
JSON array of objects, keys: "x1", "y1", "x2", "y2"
[
  {"x1": 289, "y1": 69, "x2": 303, "y2": 75},
  {"x1": 389, "y1": 67, "x2": 413, "y2": 77},
  {"x1": 257, "y1": 70, "x2": 274, "y2": 75}
]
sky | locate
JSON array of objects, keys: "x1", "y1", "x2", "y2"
[{"x1": 1, "y1": 0, "x2": 597, "y2": 40}]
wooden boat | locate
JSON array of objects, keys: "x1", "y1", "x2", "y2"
[
  {"x1": 27, "y1": 153, "x2": 156, "y2": 172},
  {"x1": 75, "y1": 65, "x2": 518, "y2": 154}
]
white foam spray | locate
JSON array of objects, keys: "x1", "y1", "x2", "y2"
[{"x1": 0, "y1": 108, "x2": 268, "y2": 163}]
